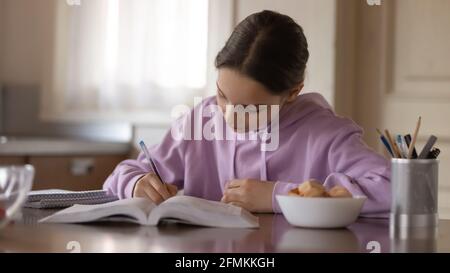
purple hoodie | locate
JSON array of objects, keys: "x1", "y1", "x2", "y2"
[{"x1": 103, "y1": 93, "x2": 391, "y2": 217}]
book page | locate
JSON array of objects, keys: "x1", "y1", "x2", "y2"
[
  {"x1": 39, "y1": 198, "x2": 155, "y2": 224},
  {"x1": 147, "y1": 196, "x2": 259, "y2": 228},
  {"x1": 162, "y1": 196, "x2": 243, "y2": 215}
]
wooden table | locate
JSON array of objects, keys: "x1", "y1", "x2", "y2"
[{"x1": 1, "y1": 208, "x2": 449, "y2": 253}]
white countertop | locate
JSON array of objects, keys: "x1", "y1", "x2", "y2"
[{"x1": 0, "y1": 137, "x2": 131, "y2": 156}]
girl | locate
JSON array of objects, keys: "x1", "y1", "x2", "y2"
[{"x1": 104, "y1": 10, "x2": 390, "y2": 217}]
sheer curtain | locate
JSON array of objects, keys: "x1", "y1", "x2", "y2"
[{"x1": 45, "y1": 0, "x2": 213, "y2": 122}]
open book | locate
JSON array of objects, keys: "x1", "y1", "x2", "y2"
[{"x1": 39, "y1": 196, "x2": 259, "y2": 228}]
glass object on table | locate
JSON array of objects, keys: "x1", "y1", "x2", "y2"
[{"x1": 0, "y1": 165, "x2": 34, "y2": 229}]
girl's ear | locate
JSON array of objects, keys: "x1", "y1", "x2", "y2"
[{"x1": 285, "y1": 83, "x2": 304, "y2": 102}]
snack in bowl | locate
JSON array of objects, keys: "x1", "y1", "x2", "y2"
[
  {"x1": 296, "y1": 180, "x2": 327, "y2": 197},
  {"x1": 327, "y1": 185, "x2": 352, "y2": 198},
  {"x1": 288, "y1": 180, "x2": 352, "y2": 198},
  {"x1": 288, "y1": 188, "x2": 300, "y2": 196}
]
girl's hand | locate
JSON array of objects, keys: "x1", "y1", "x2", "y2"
[
  {"x1": 133, "y1": 173, "x2": 177, "y2": 204},
  {"x1": 221, "y1": 179, "x2": 275, "y2": 213}
]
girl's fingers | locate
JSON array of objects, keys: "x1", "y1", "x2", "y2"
[
  {"x1": 142, "y1": 181, "x2": 164, "y2": 204},
  {"x1": 132, "y1": 175, "x2": 147, "y2": 197},
  {"x1": 134, "y1": 174, "x2": 177, "y2": 203},
  {"x1": 221, "y1": 188, "x2": 243, "y2": 203},
  {"x1": 226, "y1": 180, "x2": 242, "y2": 189},
  {"x1": 149, "y1": 176, "x2": 171, "y2": 200},
  {"x1": 167, "y1": 184, "x2": 178, "y2": 196},
  {"x1": 221, "y1": 195, "x2": 227, "y2": 203},
  {"x1": 228, "y1": 201, "x2": 246, "y2": 209},
  {"x1": 134, "y1": 188, "x2": 146, "y2": 198},
  {"x1": 228, "y1": 200, "x2": 251, "y2": 212}
]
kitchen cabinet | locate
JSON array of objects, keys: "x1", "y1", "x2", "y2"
[
  {"x1": 0, "y1": 138, "x2": 130, "y2": 191},
  {"x1": 29, "y1": 155, "x2": 125, "y2": 191}
]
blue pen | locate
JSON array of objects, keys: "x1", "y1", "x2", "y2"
[
  {"x1": 139, "y1": 140, "x2": 165, "y2": 185},
  {"x1": 376, "y1": 129, "x2": 394, "y2": 157}
]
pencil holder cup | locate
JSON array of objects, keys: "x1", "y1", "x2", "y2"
[{"x1": 390, "y1": 159, "x2": 439, "y2": 229}]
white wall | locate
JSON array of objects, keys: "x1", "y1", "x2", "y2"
[
  {"x1": 0, "y1": 0, "x2": 3, "y2": 77},
  {"x1": 0, "y1": 0, "x2": 4, "y2": 85},
  {"x1": 0, "y1": 0, "x2": 337, "y2": 100},
  {"x1": 0, "y1": 0, "x2": 131, "y2": 141},
  {"x1": 235, "y1": 0, "x2": 337, "y2": 106},
  {"x1": 0, "y1": 0, "x2": 3, "y2": 132},
  {"x1": 0, "y1": 0, "x2": 54, "y2": 86}
]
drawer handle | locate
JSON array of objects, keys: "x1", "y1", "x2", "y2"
[{"x1": 70, "y1": 158, "x2": 94, "y2": 176}]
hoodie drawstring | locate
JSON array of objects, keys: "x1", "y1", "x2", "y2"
[
  {"x1": 230, "y1": 128, "x2": 269, "y2": 182},
  {"x1": 259, "y1": 127, "x2": 269, "y2": 181},
  {"x1": 260, "y1": 148, "x2": 267, "y2": 181},
  {"x1": 231, "y1": 135, "x2": 237, "y2": 180}
]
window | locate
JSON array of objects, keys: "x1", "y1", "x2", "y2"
[{"x1": 42, "y1": 0, "x2": 233, "y2": 124}]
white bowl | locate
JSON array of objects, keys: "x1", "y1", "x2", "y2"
[{"x1": 276, "y1": 195, "x2": 367, "y2": 228}]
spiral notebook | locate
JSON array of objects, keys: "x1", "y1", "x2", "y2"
[{"x1": 25, "y1": 189, "x2": 118, "y2": 209}]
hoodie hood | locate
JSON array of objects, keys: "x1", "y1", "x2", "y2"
[{"x1": 277, "y1": 92, "x2": 333, "y2": 130}]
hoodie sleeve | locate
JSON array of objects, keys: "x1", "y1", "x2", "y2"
[
  {"x1": 321, "y1": 122, "x2": 391, "y2": 217},
  {"x1": 103, "y1": 125, "x2": 187, "y2": 199},
  {"x1": 272, "y1": 119, "x2": 391, "y2": 217}
]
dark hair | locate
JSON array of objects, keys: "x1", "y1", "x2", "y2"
[{"x1": 215, "y1": 10, "x2": 309, "y2": 95}]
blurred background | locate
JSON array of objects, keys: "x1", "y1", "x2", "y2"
[{"x1": 0, "y1": 0, "x2": 449, "y2": 218}]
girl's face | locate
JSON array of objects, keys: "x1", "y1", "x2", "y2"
[{"x1": 216, "y1": 68, "x2": 302, "y2": 132}]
